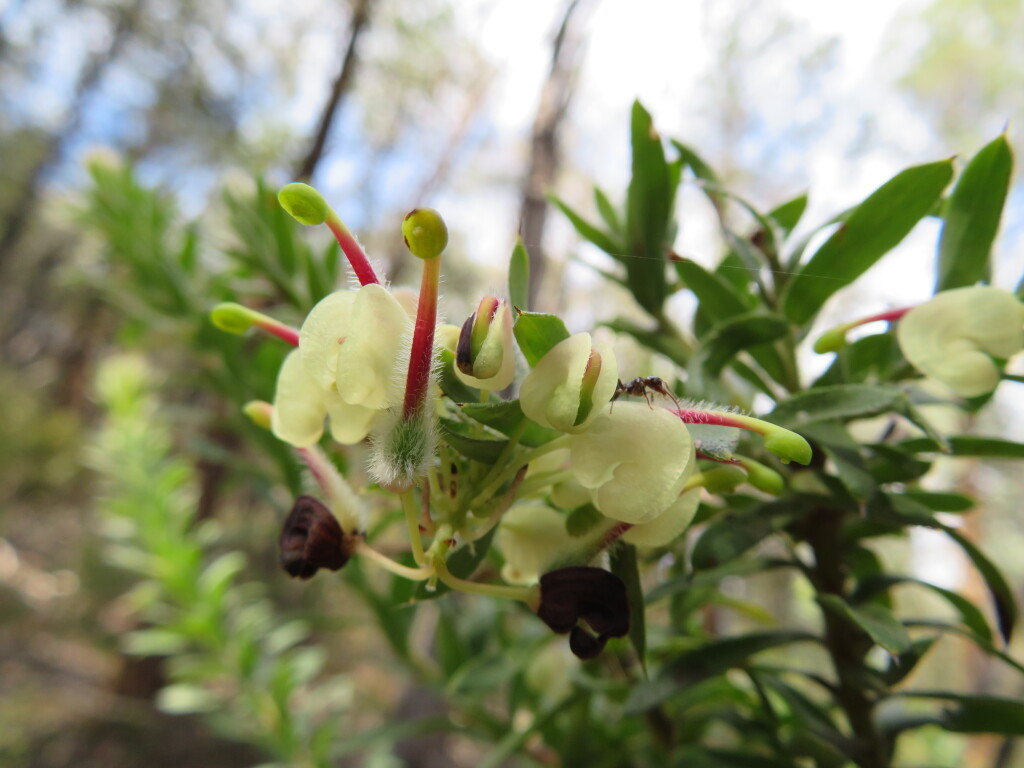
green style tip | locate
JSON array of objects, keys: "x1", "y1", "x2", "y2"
[
  {"x1": 278, "y1": 182, "x2": 330, "y2": 225},
  {"x1": 210, "y1": 302, "x2": 257, "y2": 335},
  {"x1": 402, "y1": 208, "x2": 448, "y2": 260}
]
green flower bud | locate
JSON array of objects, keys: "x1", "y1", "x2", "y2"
[
  {"x1": 737, "y1": 456, "x2": 785, "y2": 495},
  {"x1": 242, "y1": 400, "x2": 273, "y2": 431},
  {"x1": 813, "y1": 325, "x2": 852, "y2": 354},
  {"x1": 278, "y1": 182, "x2": 330, "y2": 225},
  {"x1": 896, "y1": 285, "x2": 1024, "y2": 397},
  {"x1": 456, "y1": 297, "x2": 515, "y2": 390},
  {"x1": 210, "y1": 302, "x2": 259, "y2": 334},
  {"x1": 696, "y1": 464, "x2": 748, "y2": 494},
  {"x1": 402, "y1": 207, "x2": 448, "y2": 260}
]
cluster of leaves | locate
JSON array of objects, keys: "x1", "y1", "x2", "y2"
[
  {"x1": 90, "y1": 356, "x2": 348, "y2": 767},
  {"x1": 545, "y1": 101, "x2": 1024, "y2": 765}
]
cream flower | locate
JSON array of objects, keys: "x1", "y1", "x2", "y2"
[
  {"x1": 520, "y1": 333, "x2": 619, "y2": 433},
  {"x1": 897, "y1": 286, "x2": 1024, "y2": 397},
  {"x1": 568, "y1": 402, "x2": 694, "y2": 524},
  {"x1": 273, "y1": 284, "x2": 412, "y2": 446},
  {"x1": 496, "y1": 504, "x2": 573, "y2": 585}
]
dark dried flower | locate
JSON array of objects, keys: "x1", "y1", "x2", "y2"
[
  {"x1": 279, "y1": 495, "x2": 350, "y2": 579},
  {"x1": 536, "y1": 566, "x2": 629, "y2": 659}
]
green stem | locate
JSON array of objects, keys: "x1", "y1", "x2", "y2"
[
  {"x1": 806, "y1": 506, "x2": 891, "y2": 768},
  {"x1": 402, "y1": 491, "x2": 427, "y2": 566},
  {"x1": 470, "y1": 434, "x2": 570, "y2": 509},
  {"x1": 433, "y1": 555, "x2": 537, "y2": 603}
]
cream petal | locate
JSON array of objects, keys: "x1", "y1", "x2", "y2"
[
  {"x1": 299, "y1": 291, "x2": 356, "y2": 390},
  {"x1": 336, "y1": 284, "x2": 410, "y2": 410},
  {"x1": 497, "y1": 505, "x2": 573, "y2": 585},
  {"x1": 569, "y1": 403, "x2": 693, "y2": 524},
  {"x1": 622, "y1": 489, "x2": 701, "y2": 547},
  {"x1": 271, "y1": 350, "x2": 327, "y2": 447},
  {"x1": 521, "y1": 333, "x2": 619, "y2": 433},
  {"x1": 325, "y1": 393, "x2": 378, "y2": 444}
]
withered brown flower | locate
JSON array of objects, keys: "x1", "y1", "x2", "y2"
[
  {"x1": 279, "y1": 495, "x2": 350, "y2": 579},
  {"x1": 536, "y1": 566, "x2": 629, "y2": 659}
]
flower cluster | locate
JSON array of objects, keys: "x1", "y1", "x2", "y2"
[{"x1": 211, "y1": 183, "x2": 812, "y2": 659}]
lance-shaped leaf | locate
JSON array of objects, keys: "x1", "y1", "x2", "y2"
[
  {"x1": 937, "y1": 133, "x2": 1013, "y2": 291},
  {"x1": 625, "y1": 101, "x2": 674, "y2": 313},
  {"x1": 508, "y1": 237, "x2": 530, "y2": 311},
  {"x1": 781, "y1": 159, "x2": 954, "y2": 325},
  {"x1": 512, "y1": 310, "x2": 570, "y2": 367}
]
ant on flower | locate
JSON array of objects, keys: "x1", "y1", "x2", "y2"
[{"x1": 610, "y1": 376, "x2": 681, "y2": 410}]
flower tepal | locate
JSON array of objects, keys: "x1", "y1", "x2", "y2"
[
  {"x1": 568, "y1": 401, "x2": 694, "y2": 524},
  {"x1": 896, "y1": 285, "x2": 1024, "y2": 397},
  {"x1": 520, "y1": 333, "x2": 619, "y2": 433}
]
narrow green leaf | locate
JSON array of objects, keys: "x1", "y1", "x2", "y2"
[
  {"x1": 593, "y1": 186, "x2": 622, "y2": 234},
  {"x1": 695, "y1": 312, "x2": 790, "y2": 377},
  {"x1": 610, "y1": 543, "x2": 646, "y2": 665},
  {"x1": 782, "y1": 159, "x2": 954, "y2": 324},
  {"x1": 439, "y1": 419, "x2": 507, "y2": 464},
  {"x1": 508, "y1": 237, "x2": 530, "y2": 311},
  {"x1": 855, "y1": 575, "x2": 993, "y2": 645},
  {"x1": 625, "y1": 101, "x2": 672, "y2": 313},
  {"x1": 937, "y1": 134, "x2": 1013, "y2": 290},
  {"x1": 512, "y1": 310, "x2": 570, "y2": 367},
  {"x1": 671, "y1": 139, "x2": 720, "y2": 184},
  {"x1": 602, "y1": 316, "x2": 691, "y2": 367},
  {"x1": 944, "y1": 527, "x2": 1017, "y2": 643},
  {"x1": 882, "y1": 637, "x2": 938, "y2": 685},
  {"x1": 768, "y1": 192, "x2": 809, "y2": 235},
  {"x1": 904, "y1": 491, "x2": 974, "y2": 513},
  {"x1": 692, "y1": 502, "x2": 797, "y2": 570},
  {"x1": 665, "y1": 631, "x2": 817, "y2": 678},
  {"x1": 770, "y1": 384, "x2": 904, "y2": 427},
  {"x1": 899, "y1": 435, "x2": 1024, "y2": 458},
  {"x1": 898, "y1": 692, "x2": 1024, "y2": 736},
  {"x1": 818, "y1": 595, "x2": 912, "y2": 653},
  {"x1": 459, "y1": 400, "x2": 560, "y2": 447},
  {"x1": 549, "y1": 194, "x2": 622, "y2": 256},
  {"x1": 437, "y1": 348, "x2": 480, "y2": 403}
]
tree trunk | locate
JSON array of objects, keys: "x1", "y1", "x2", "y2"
[
  {"x1": 294, "y1": 0, "x2": 374, "y2": 182},
  {"x1": 518, "y1": 0, "x2": 594, "y2": 312}
]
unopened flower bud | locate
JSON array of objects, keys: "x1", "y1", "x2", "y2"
[
  {"x1": 278, "y1": 182, "x2": 330, "y2": 225},
  {"x1": 896, "y1": 285, "x2": 1023, "y2": 397},
  {"x1": 456, "y1": 297, "x2": 515, "y2": 390},
  {"x1": 402, "y1": 208, "x2": 448, "y2": 260},
  {"x1": 521, "y1": 333, "x2": 619, "y2": 433},
  {"x1": 242, "y1": 400, "x2": 273, "y2": 430}
]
